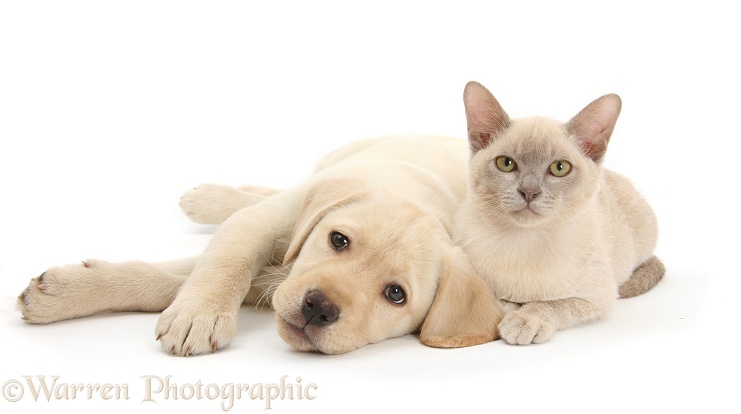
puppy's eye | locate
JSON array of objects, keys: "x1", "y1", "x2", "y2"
[
  {"x1": 495, "y1": 156, "x2": 517, "y2": 172},
  {"x1": 329, "y1": 231, "x2": 350, "y2": 251},
  {"x1": 384, "y1": 285, "x2": 406, "y2": 305}
]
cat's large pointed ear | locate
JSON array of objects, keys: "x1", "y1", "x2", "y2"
[
  {"x1": 566, "y1": 94, "x2": 622, "y2": 162},
  {"x1": 463, "y1": 81, "x2": 510, "y2": 153}
]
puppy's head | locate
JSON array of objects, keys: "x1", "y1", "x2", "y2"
[{"x1": 272, "y1": 179, "x2": 502, "y2": 354}]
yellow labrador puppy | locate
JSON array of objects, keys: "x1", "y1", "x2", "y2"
[{"x1": 18, "y1": 136, "x2": 502, "y2": 356}]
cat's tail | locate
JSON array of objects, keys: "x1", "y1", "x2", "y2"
[{"x1": 618, "y1": 256, "x2": 665, "y2": 298}]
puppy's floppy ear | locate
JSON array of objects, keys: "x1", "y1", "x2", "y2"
[
  {"x1": 283, "y1": 178, "x2": 369, "y2": 263},
  {"x1": 420, "y1": 246, "x2": 502, "y2": 348}
]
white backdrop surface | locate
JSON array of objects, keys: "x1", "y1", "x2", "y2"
[{"x1": 1, "y1": 1, "x2": 737, "y2": 413}]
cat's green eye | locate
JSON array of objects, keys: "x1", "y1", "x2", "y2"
[
  {"x1": 549, "y1": 160, "x2": 572, "y2": 177},
  {"x1": 495, "y1": 156, "x2": 517, "y2": 172}
]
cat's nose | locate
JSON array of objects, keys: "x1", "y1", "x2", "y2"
[{"x1": 518, "y1": 186, "x2": 541, "y2": 203}]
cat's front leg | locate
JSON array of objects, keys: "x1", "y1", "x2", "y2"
[{"x1": 498, "y1": 297, "x2": 612, "y2": 345}]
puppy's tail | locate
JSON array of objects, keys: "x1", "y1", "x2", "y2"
[{"x1": 618, "y1": 255, "x2": 665, "y2": 298}]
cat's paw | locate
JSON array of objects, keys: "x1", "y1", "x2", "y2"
[
  {"x1": 498, "y1": 309, "x2": 556, "y2": 345},
  {"x1": 155, "y1": 298, "x2": 237, "y2": 357},
  {"x1": 17, "y1": 261, "x2": 101, "y2": 324}
]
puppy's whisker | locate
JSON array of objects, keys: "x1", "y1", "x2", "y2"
[
  {"x1": 253, "y1": 280, "x2": 282, "y2": 311},
  {"x1": 251, "y1": 280, "x2": 285, "y2": 287}
]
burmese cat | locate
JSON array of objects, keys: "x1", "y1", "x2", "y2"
[{"x1": 455, "y1": 81, "x2": 664, "y2": 345}]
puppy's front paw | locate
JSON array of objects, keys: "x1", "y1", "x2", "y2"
[
  {"x1": 499, "y1": 310, "x2": 555, "y2": 345},
  {"x1": 155, "y1": 299, "x2": 237, "y2": 357}
]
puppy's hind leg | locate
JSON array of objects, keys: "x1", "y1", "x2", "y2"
[
  {"x1": 618, "y1": 256, "x2": 665, "y2": 298},
  {"x1": 180, "y1": 184, "x2": 282, "y2": 225},
  {"x1": 18, "y1": 257, "x2": 197, "y2": 324},
  {"x1": 237, "y1": 185, "x2": 281, "y2": 198}
]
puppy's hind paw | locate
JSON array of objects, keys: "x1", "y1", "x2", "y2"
[
  {"x1": 17, "y1": 261, "x2": 101, "y2": 324},
  {"x1": 17, "y1": 271, "x2": 55, "y2": 323},
  {"x1": 179, "y1": 184, "x2": 250, "y2": 225}
]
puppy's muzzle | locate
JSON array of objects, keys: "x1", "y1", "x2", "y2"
[{"x1": 302, "y1": 290, "x2": 339, "y2": 328}]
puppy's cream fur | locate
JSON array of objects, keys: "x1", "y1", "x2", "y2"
[{"x1": 18, "y1": 136, "x2": 502, "y2": 355}]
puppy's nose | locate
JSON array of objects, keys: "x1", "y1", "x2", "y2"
[{"x1": 302, "y1": 290, "x2": 339, "y2": 327}]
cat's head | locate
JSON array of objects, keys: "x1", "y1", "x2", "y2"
[{"x1": 462, "y1": 81, "x2": 622, "y2": 228}]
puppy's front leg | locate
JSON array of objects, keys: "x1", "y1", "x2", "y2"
[{"x1": 155, "y1": 187, "x2": 306, "y2": 356}]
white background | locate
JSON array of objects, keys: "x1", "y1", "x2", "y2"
[{"x1": 1, "y1": 1, "x2": 738, "y2": 413}]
